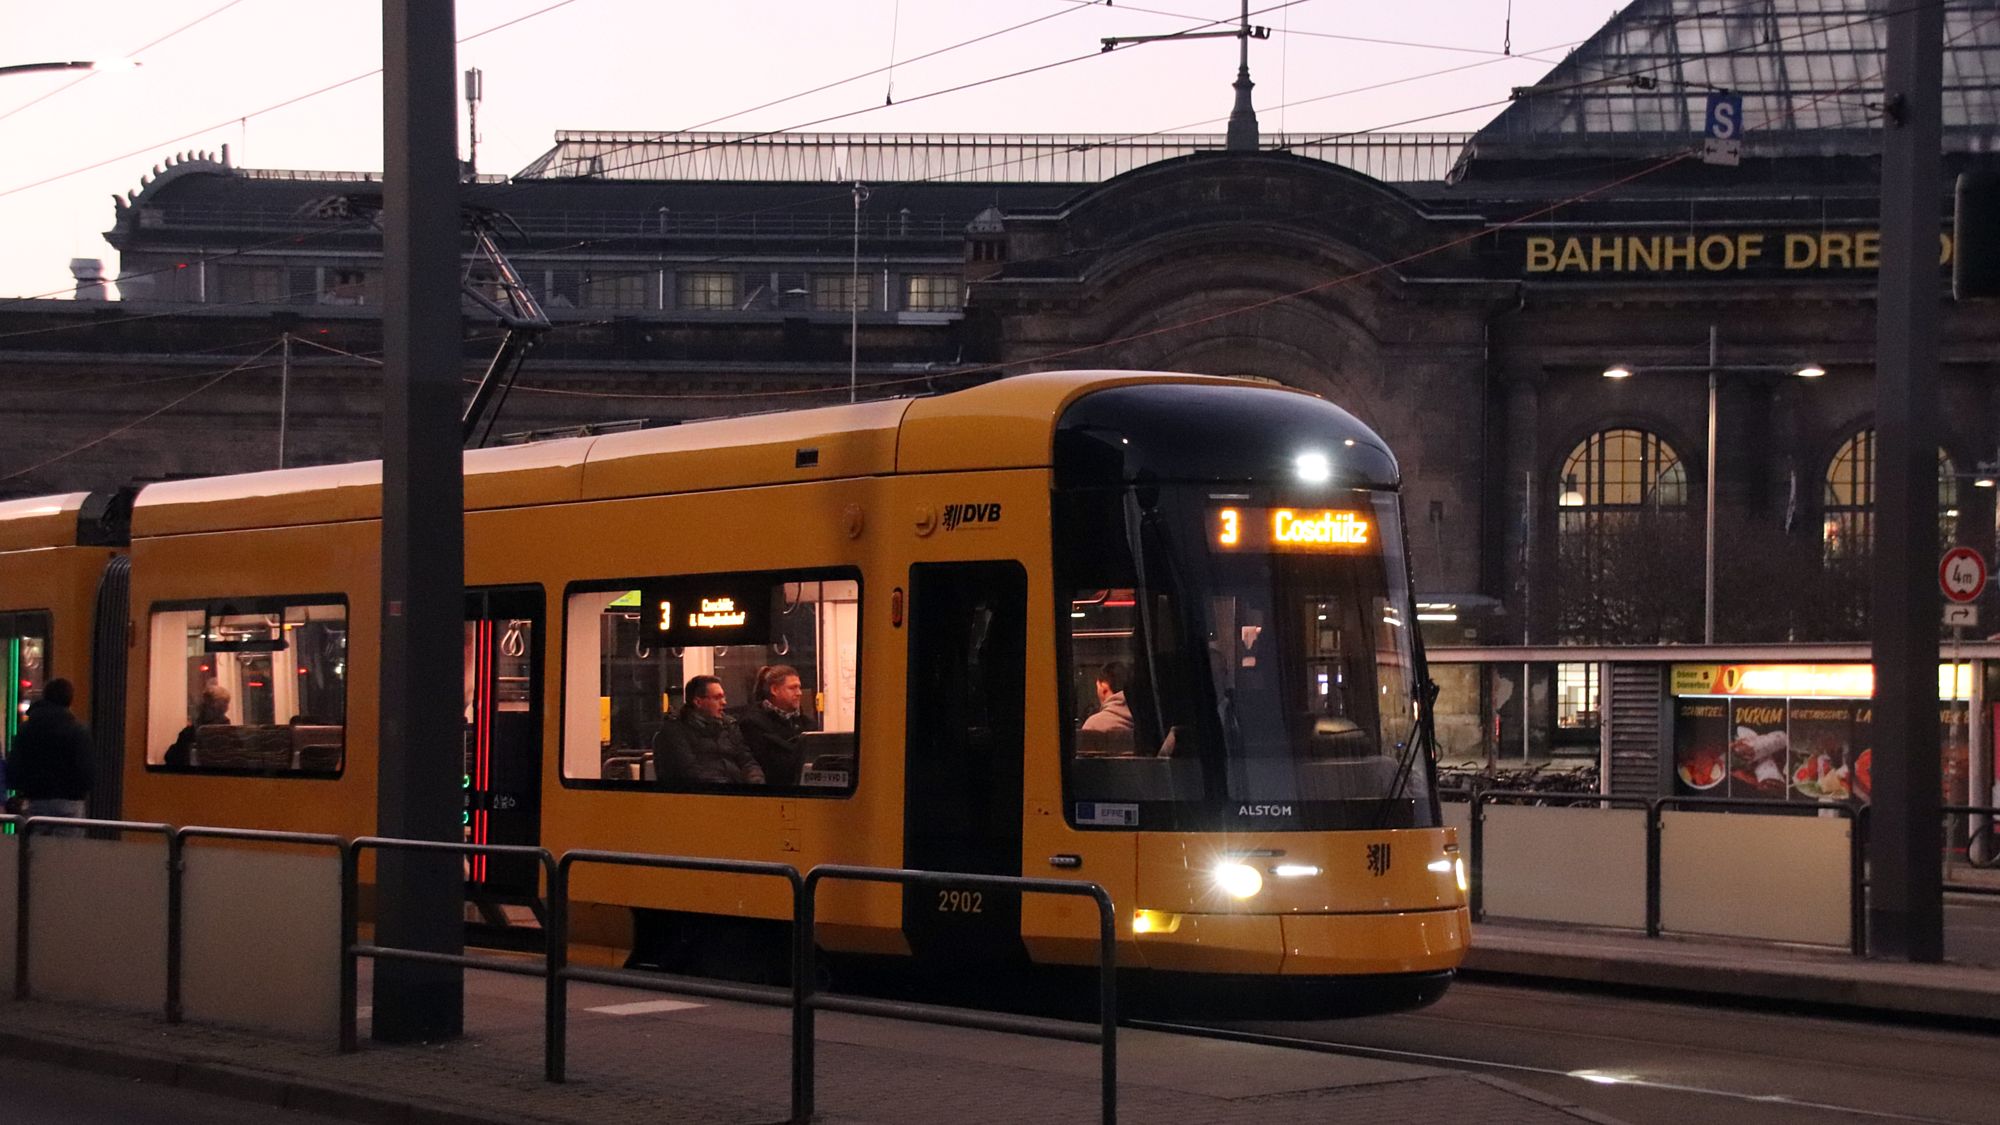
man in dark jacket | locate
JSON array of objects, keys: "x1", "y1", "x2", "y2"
[
  {"x1": 738, "y1": 664, "x2": 813, "y2": 785},
  {"x1": 9, "y1": 678, "x2": 93, "y2": 833},
  {"x1": 653, "y1": 675, "x2": 764, "y2": 786}
]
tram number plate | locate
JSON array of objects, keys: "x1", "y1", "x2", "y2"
[
  {"x1": 1075, "y1": 802, "x2": 1139, "y2": 827},
  {"x1": 937, "y1": 889, "x2": 984, "y2": 914}
]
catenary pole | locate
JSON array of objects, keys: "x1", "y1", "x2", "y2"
[
  {"x1": 375, "y1": 0, "x2": 466, "y2": 1038},
  {"x1": 1704, "y1": 325, "x2": 1718, "y2": 645},
  {"x1": 1869, "y1": 0, "x2": 1944, "y2": 962}
]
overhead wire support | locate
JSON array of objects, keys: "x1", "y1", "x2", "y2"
[{"x1": 459, "y1": 212, "x2": 551, "y2": 448}]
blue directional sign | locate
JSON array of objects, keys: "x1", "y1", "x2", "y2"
[{"x1": 1705, "y1": 92, "x2": 1743, "y2": 141}]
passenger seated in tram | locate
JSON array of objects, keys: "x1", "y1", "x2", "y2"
[
  {"x1": 653, "y1": 674, "x2": 764, "y2": 786},
  {"x1": 737, "y1": 663, "x2": 814, "y2": 785},
  {"x1": 165, "y1": 681, "x2": 232, "y2": 768}
]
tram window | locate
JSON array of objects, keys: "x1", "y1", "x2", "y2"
[
  {"x1": 145, "y1": 598, "x2": 347, "y2": 776},
  {"x1": 562, "y1": 569, "x2": 859, "y2": 794},
  {"x1": 2, "y1": 610, "x2": 54, "y2": 763}
]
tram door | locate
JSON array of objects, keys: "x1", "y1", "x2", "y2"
[
  {"x1": 464, "y1": 587, "x2": 544, "y2": 903},
  {"x1": 902, "y1": 562, "x2": 1028, "y2": 962}
]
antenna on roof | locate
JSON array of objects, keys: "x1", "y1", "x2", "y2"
[{"x1": 463, "y1": 68, "x2": 483, "y2": 179}]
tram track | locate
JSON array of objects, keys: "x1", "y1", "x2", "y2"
[{"x1": 1129, "y1": 1006, "x2": 1989, "y2": 1125}]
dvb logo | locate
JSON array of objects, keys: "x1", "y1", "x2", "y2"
[{"x1": 941, "y1": 502, "x2": 1002, "y2": 531}]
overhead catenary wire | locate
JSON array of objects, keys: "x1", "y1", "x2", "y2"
[
  {"x1": 0, "y1": 337, "x2": 282, "y2": 485},
  {"x1": 495, "y1": 6, "x2": 1976, "y2": 408},
  {"x1": 561, "y1": 0, "x2": 1320, "y2": 184},
  {"x1": 0, "y1": 0, "x2": 591, "y2": 203},
  {"x1": 0, "y1": 0, "x2": 1955, "y2": 429}
]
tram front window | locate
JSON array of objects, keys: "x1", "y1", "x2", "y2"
[{"x1": 1059, "y1": 487, "x2": 1433, "y2": 830}]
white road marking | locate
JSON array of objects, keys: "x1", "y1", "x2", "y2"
[{"x1": 587, "y1": 999, "x2": 706, "y2": 1016}]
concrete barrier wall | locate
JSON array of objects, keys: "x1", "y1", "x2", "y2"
[
  {"x1": 1660, "y1": 810, "x2": 1850, "y2": 946},
  {"x1": 182, "y1": 846, "x2": 342, "y2": 1042},
  {"x1": 29, "y1": 836, "x2": 167, "y2": 1010},
  {"x1": 1481, "y1": 804, "x2": 1648, "y2": 929}
]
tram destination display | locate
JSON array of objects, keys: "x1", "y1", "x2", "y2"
[
  {"x1": 641, "y1": 574, "x2": 773, "y2": 648},
  {"x1": 1211, "y1": 507, "x2": 1375, "y2": 553}
]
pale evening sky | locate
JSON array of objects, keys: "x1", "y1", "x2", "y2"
[{"x1": 0, "y1": 1, "x2": 1631, "y2": 300}]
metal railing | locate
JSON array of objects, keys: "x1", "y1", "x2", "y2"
[
  {"x1": 547, "y1": 850, "x2": 805, "y2": 1114},
  {"x1": 341, "y1": 837, "x2": 559, "y2": 1054},
  {"x1": 2, "y1": 815, "x2": 1121, "y2": 1122},
  {"x1": 1465, "y1": 790, "x2": 1870, "y2": 954},
  {"x1": 799, "y1": 866, "x2": 1119, "y2": 1125}
]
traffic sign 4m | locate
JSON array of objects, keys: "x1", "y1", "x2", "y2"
[{"x1": 1940, "y1": 546, "x2": 1987, "y2": 603}]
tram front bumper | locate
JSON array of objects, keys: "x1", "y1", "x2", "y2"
[{"x1": 1130, "y1": 906, "x2": 1470, "y2": 977}]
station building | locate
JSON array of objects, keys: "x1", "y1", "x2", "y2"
[{"x1": 4, "y1": 0, "x2": 1999, "y2": 803}]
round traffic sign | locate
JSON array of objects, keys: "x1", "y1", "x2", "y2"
[{"x1": 1941, "y1": 546, "x2": 1988, "y2": 603}]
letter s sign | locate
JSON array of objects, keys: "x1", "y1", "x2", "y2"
[{"x1": 1706, "y1": 92, "x2": 1742, "y2": 141}]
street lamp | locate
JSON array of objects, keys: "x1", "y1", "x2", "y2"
[
  {"x1": 1600, "y1": 325, "x2": 1826, "y2": 644},
  {"x1": 0, "y1": 61, "x2": 94, "y2": 77},
  {"x1": 0, "y1": 60, "x2": 136, "y2": 78}
]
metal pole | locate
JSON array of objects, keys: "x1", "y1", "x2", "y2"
[
  {"x1": 376, "y1": 0, "x2": 467, "y2": 1038},
  {"x1": 849, "y1": 181, "x2": 864, "y2": 403},
  {"x1": 277, "y1": 331, "x2": 291, "y2": 470},
  {"x1": 1870, "y1": 0, "x2": 1945, "y2": 962},
  {"x1": 1705, "y1": 325, "x2": 1719, "y2": 645}
]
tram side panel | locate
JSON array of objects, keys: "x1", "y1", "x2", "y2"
[
  {"x1": 500, "y1": 477, "x2": 909, "y2": 956},
  {"x1": 120, "y1": 520, "x2": 379, "y2": 839},
  {"x1": 0, "y1": 546, "x2": 114, "y2": 791},
  {"x1": 883, "y1": 468, "x2": 1139, "y2": 967}
]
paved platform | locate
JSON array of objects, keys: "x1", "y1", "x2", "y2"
[
  {"x1": 0, "y1": 968, "x2": 1621, "y2": 1125},
  {"x1": 1465, "y1": 905, "x2": 2000, "y2": 1025}
]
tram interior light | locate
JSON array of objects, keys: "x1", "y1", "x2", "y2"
[
  {"x1": 1602, "y1": 364, "x2": 1633, "y2": 380},
  {"x1": 1213, "y1": 862, "x2": 1263, "y2": 899},
  {"x1": 1794, "y1": 362, "x2": 1826, "y2": 379},
  {"x1": 1294, "y1": 451, "x2": 1332, "y2": 482}
]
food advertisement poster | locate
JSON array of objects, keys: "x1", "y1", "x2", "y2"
[
  {"x1": 1673, "y1": 698, "x2": 1729, "y2": 794},
  {"x1": 1787, "y1": 701, "x2": 1857, "y2": 801},
  {"x1": 1728, "y1": 699, "x2": 1790, "y2": 798}
]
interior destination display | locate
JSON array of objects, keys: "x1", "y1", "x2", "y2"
[
  {"x1": 641, "y1": 574, "x2": 773, "y2": 648},
  {"x1": 1212, "y1": 507, "x2": 1374, "y2": 553}
]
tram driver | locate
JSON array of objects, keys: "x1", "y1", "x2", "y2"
[{"x1": 1077, "y1": 661, "x2": 1136, "y2": 756}]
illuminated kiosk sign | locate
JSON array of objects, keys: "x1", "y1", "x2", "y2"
[
  {"x1": 1670, "y1": 663, "x2": 1972, "y2": 700},
  {"x1": 642, "y1": 577, "x2": 771, "y2": 648},
  {"x1": 1214, "y1": 508, "x2": 1373, "y2": 553}
]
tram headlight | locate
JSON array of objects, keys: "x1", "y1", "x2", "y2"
[
  {"x1": 1213, "y1": 862, "x2": 1263, "y2": 899},
  {"x1": 1429, "y1": 857, "x2": 1470, "y2": 893}
]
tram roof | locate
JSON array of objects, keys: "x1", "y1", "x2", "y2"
[
  {"x1": 0, "y1": 493, "x2": 92, "y2": 552},
  {"x1": 129, "y1": 371, "x2": 1302, "y2": 537}
]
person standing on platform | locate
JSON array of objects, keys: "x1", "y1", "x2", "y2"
[{"x1": 9, "y1": 678, "x2": 94, "y2": 835}]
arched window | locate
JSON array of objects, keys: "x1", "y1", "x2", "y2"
[
  {"x1": 1557, "y1": 428, "x2": 1688, "y2": 528},
  {"x1": 1821, "y1": 429, "x2": 1958, "y2": 558},
  {"x1": 1555, "y1": 428, "x2": 1694, "y2": 643}
]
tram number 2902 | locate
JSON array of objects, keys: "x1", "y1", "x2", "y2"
[{"x1": 937, "y1": 889, "x2": 984, "y2": 914}]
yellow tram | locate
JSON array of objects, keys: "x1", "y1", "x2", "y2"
[{"x1": 1, "y1": 371, "x2": 1468, "y2": 1011}]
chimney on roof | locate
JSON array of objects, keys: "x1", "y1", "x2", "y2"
[{"x1": 69, "y1": 258, "x2": 108, "y2": 301}]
